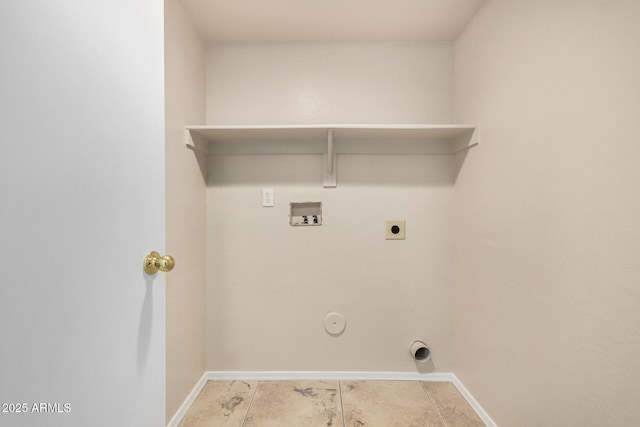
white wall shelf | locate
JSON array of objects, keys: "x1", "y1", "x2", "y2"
[{"x1": 185, "y1": 124, "x2": 478, "y2": 187}]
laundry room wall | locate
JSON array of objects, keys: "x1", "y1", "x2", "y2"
[
  {"x1": 203, "y1": 42, "x2": 458, "y2": 372},
  {"x1": 453, "y1": 0, "x2": 640, "y2": 425},
  {"x1": 165, "y1": 0, "x2": 207, "y2": 420}
]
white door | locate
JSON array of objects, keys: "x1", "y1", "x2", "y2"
[{"x1": 0, "y1": 1, "x2": 166, "y2": 426}]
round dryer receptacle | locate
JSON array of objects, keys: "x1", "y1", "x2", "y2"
[{"x1": 324, "y1": 312, "x2": 346, "y2": 335}]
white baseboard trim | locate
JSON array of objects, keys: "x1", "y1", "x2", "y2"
[
  {"x1": 166, "y1": 372, "x2": 209, "y2": 427},
  {"x1": 167, "y1": 371, "x2": 495, "y2": 427},
  {"x1": 451, "y1": 373, "x2": 497, "y2": 427},
  {"x1": 205, "y1": 370, "x2": 453, "y2": 382}
]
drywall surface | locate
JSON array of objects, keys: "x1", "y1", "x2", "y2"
[
  {"x1": 165, "y1": 0, "x2": 207, "y2": 421},
  {"x1": 204, "y1": 42, "x2": 455, "y2": 372},
  {"x1": 453, "y1": 0, "x2": 640, "y2": 425},
  {"x1": 206, "y1": 154, "x2": 454, "y2": 372},
  {"x1": 206, "y1": 42, "x2": 453, "y2": 124}
]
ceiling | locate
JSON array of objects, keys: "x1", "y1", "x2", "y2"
[{"x1": 180, "y1": 0, "x2": 486, "y2": 43}]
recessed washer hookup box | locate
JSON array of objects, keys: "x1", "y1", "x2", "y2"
[{"x1": 289, "y1": 202, "x2": 322, "y2": 226}]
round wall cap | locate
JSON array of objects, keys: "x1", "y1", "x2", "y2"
[{"x1": 324, "y1": 312, "x2": 346, "y2": 335}]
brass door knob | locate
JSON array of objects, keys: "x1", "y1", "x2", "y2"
[{"x1": 144, "y1": 251, "x2": 175, "y2": 274}]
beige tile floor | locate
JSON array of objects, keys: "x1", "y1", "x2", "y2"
[{"x1": 179, "y1": 380, "x2": 485, "y2": 427}]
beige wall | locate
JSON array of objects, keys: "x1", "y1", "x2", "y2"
[
  {"x1": 206, "y1": 42, "x2": 453, "y2": 124},
  {"x1": 204, "y1": 43, "x2": 457, "y2": 372},
  {"x1": 164, "y1": 0, "x2": 207, "y2": 421},
  {"x1": 453, "y1": 0, "x2": 640, "y2": 425}
]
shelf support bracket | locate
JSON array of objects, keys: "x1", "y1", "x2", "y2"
[
  {"x1": 323, "y1": 129, "x2": 337, "y2": 188},
  {"x1": 185, "y1": 129, "x2": 209, "y2": 155}
]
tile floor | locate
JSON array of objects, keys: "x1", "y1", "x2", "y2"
[{"x1": 179, "y1": 380, "x2": 485, "y2": 427}]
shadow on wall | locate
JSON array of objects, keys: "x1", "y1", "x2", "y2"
[
  {"x1": 206, "y1": 153, "x2": 457, "y2": 188},
  {"x1": 202, "y1": 131, "x2": 477, "y2": 188},
  {"x1": 189, "y1": 132, "x2": 210, "y2": 182},
  {"x1": 450, "y1": 130, "x2": 477, "y2": 184}
]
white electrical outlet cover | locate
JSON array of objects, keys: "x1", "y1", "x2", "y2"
[{"x1": 262, "y1": 188, "x2": 274, "y2": 207}]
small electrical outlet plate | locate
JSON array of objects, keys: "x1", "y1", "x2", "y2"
[
  {"x1": 385, "y1": 220, "x2": 405, "y2": 240},
  {"x1": 262, "y1": 188, "x2": 274, "y2": 207}
]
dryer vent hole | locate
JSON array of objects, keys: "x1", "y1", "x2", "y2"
[{"x1": 414, "y1": 347, "x2": 430, "y2": 361}]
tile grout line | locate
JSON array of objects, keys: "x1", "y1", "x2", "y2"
[
  {"x1": 240, "y1": 380, "x2": 260, "y2": 427},
  {"x1": 419, "y1": 381, "x2": 448, "y2": 427},
  {"x1": 338, "y1": 381, "x2": 347, "y2": 427}
]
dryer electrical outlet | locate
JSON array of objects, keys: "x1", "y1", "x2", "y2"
[{"x1": 385, "y1": 220, "x2": 405, "y2": 240}]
